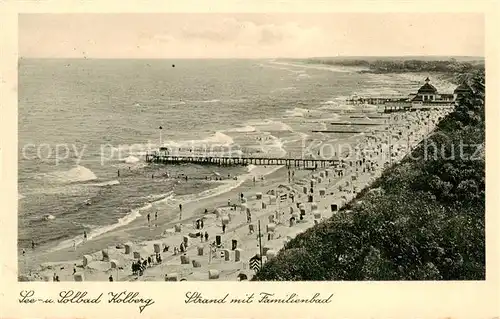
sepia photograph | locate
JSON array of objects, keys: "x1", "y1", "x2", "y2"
[{"x1": 17, "y1": 12, "x2": 485, "y2": 283}]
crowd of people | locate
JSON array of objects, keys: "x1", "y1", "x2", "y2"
[{"x1": 131, "y1": 252, "x2": 164, "y2": 277}]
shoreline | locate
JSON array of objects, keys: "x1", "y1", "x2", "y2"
[
  {"x1": 18, "y1": 163, "x2": 290, "y2": 274},
  {"x1": 19, "y1": 107, "x2": 450, "y2": 282}
]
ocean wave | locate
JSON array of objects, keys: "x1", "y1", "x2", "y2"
[
  {"x1": 90, "y1": 180, "x2": 120, "y2": 187},
  {"x1": 163, "y1": 131, "x2": 234, "y2": 149},
  {"x1": 48, "y1": 202, "x2": 152, "y2": 252},
  {"x1": 223, "y1": 125, "x2": 257, "y2": 133},
  {"x1": 320, "y1": 95, "x2": 348, "y2": 105},
  {"x1": 145, "y1": 191, "x2": 175, "y2": 203},
  {"x1": 165, "y1": 101, "x2": 186, "y2": 106},
  {"x1": 255, "y1": 134, "x2": 287, "y2": 157},
  {"x1": 285, "y1": 107, "x2": 310, "y2": 117},
  {"x1": 123, "y1": 155, "x2": 140, "y2": 164},
  {"x1": 246, "y1": 119, "x2": 293, "y2": 132},
  {"x1": 186, "y1": 99, "x2": 221, "y2": 104},
  {"x1": 296, "y1": 73, "x2": 311, "y2": 80},
  {"x1": 42, "y1": 165, "x2": 98, "y2": 184},
  {"x1": 41, "y1": 214, "x2": 56, "y2": 221},
  {"x1": 285, "y1": 107, "x2": 324, "y2": 118},
  {"x1": 319, "y1": 102, "x2": 354, "y2": 111},
  {"x1": 272, "y1": 87, "x2": 297, "y2": 93},
  {"x1": 321, "y1": 100, "x2": 338, "y2": 105}
]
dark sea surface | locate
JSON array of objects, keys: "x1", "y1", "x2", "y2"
[{"x1": 18, "y1": 58, "x2": 422, "y2": 252}]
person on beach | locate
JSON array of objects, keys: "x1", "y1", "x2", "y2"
[
  {"x1": 73, "y1": 266, "x2": 76, "y2": 275},
  {"x1": 228, "y1": 199, "x2": 231, "y2": 207},
  {"x1": 222, "y1": 224, "x2": 226, "y2": 234},
  {"x1": 152, "y1": 174, "x2": 154, "y2": 179},
  {"x1": 205, "y1": 232, "x2": 209, "y2": 242},
  {"x1": 200, "y1": 219, "x2": 204, "y2": 229},
  {"x1": 22, "y1": 249, "x2": 25, "y2": 257},
  {"x1": 147, "y1": 213, "x2": 150, "y2": 226},
  {"x1": 179, "y1": 204, "x2": 183, "y2": 212},
  {"x1": 83, "y1": 231, "x2": 87, "y2": 241},
  {"x1": 109, "y1": 275, "x2": 113, "y2": 282},
  {"x1": 155, "y1": 211, "x2": 158, "y2": 221}
]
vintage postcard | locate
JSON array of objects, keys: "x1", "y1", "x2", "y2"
[{"x1": 1, "y1": 1, "x2": 498, "y2": 318}]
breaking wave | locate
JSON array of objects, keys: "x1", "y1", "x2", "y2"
[
  {"x1": 123, "y1": 155, "x2": 140, "y2": 164},
  {"x1": 42, "y1": 165, "x2": 98, "y2": 184},
  {"x1": 223, "y1": 125, "x2": 257, "y2": 133},
  {"x1": 246, "y1": 119, "x2": 293, "y2": 132},
  {"x1": 90, "y1": 180, "x2": 120, "y2": 187}
]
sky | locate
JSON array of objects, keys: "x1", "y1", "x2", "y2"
[{"x1": 18, "y1": 13, "x2": 485, "y2": 59}]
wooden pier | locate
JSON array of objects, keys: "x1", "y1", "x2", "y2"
[
  {"x1": 145, "y1": 153, "x2": 341, "y2": 169},
  {"x1": 346, "y1": 96, "x2": 408, "y2": 105},
  {"x1": 350, "y1": 115, "x2": 389, "y2": 119},
  {"x1": 330, "y1": 122, "x2": 387, "y2": 126},
  {"x1": 344, "y1": 96, "x2": 412, "y2": 113},
  {"x1": 312, "y1": 130, "x2": 366, "y2": 134}
]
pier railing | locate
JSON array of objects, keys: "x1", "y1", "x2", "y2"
[{"x1": 145, "y1": 153, "x2": 342, "y2": 169}]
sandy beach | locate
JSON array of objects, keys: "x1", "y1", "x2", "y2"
[{"x1": 19, "y1": 108, "x2": 451, "y2": 282}]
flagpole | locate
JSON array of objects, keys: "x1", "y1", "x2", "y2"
[
  {"x1": 159, "y1": 126, "x2": 163, "y2": 147},
  {"x1": 258, "y1": 220, "x2": 263, "y2": 267}
]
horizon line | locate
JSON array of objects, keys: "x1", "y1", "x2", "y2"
[{"x1": 18, "y1": 55, "x2": 485, "y2": 60}]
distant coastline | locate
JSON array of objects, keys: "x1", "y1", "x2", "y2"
[{"x1": 293, "y1": 57, "x2": 484, "y2": 84}]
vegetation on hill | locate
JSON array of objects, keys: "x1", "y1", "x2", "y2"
[
  {"x1": 305, "y1": 58, "x2": 484, "y2": 84},
  {"x1": 253, "y1": 70, "x2": 485, "y2": 281}
]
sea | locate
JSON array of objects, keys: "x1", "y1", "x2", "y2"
[{"x1": 18, "y1": 58, "x2": 451, "y2": 254}]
